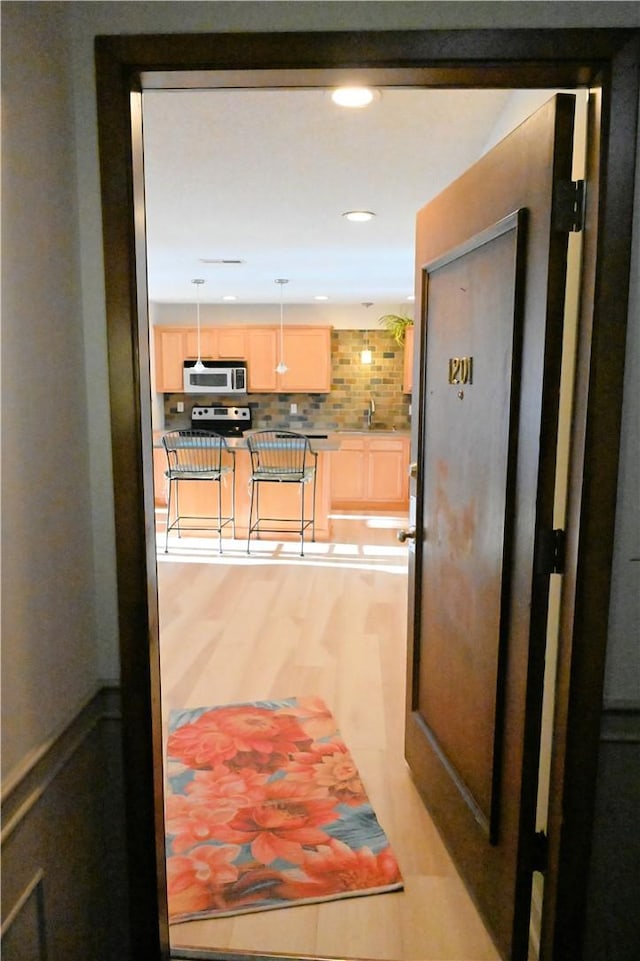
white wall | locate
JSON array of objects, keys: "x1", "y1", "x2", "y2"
[
  {"x1": 150, "y1": 301, "x2": 409, "y2": 329},
  {"x1": 1, "y1": 2, "x2": 98, "y2": 780}
]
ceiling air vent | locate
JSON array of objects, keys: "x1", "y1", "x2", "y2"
[{"x1": 199, "y1": 258, "x2": 245, "y2": 265}]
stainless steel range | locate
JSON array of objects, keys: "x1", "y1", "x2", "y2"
[{"x1": 190, "y1": 405, "x2": 252, "y2": 437}]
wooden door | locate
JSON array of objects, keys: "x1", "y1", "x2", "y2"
[{"x1": 406, "y1": 94, "x2": 576, "y2": 961}]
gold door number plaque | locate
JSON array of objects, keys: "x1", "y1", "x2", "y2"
[{"x1": 448, "y1": 356, "x2": 473, "y2": 385}]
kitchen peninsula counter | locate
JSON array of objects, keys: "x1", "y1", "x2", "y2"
[{"x1": 152, "y1": 430, "x2": 342, "y2": 543}]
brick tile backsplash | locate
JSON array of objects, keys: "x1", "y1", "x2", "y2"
[{"x1": 164, "y1": 330, "x2": 411, "y2": 431}]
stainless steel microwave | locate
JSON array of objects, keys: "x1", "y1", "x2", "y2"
[{"x1": 183, "y1": 360, "x2": 247, "y2": 395}]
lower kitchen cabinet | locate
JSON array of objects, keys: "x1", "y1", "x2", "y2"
[{"x1": 331, "y1": 434, "x2": 410, "y2": 510}]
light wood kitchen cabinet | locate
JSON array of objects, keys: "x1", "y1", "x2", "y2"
[
  {"x1": 403, "y1": 325, "x2": 415, "y2": 393},
  {"x1": 153, "y1": 444, "x2": 168, "y2": 505},
  {"x1": 331, "y1": 433, "x2": 410, "y2": 509},
  {"x1": 329, "y1": 436, "x2": 367, "y2": 502},
  {"x1": 154, "y1": 326, "x2": 246, "y2": 392},
  {"x1": 217, "y1": 327, "x2": 248, "y2": 359},
  {"x1": 157, "y1": 447, "x2": 333, "y2": 542},
  {"x1": 154, "y1": 326, "x2": 218, "y2": 392},
  {"x1": 154, "y1": 328, "x2": 188, "y2": 392},
  {"x1": 246, "y1": 328, "x2": 278, "y2": 391},
  {"x1": 185, "y1": 328, "x2": 218, "y2": 360},
  {"x1": 279, "y1": 327, "x2": 332, "y2": 393},
  {"x1": 367, "y1": 437, "x2": 409, "y2": 503},
  {"x1": 153, "y1": 324, "x2": 332, "y2": 394}
]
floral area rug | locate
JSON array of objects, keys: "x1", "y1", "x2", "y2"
[{"x1": 165, "y1": 696, "x2": 403, "y2": 922}]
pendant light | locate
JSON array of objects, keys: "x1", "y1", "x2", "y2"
[
  {"x1": 275, "y1": 278, "x2": 289, "y2": 375},
  {"x1": 191, "y1": 277, "x2": 206, "y2": 372},
  {"x1": 361, "y1": 301, "x2": 373, "y2": 364}
]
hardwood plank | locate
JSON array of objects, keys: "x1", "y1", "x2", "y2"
[
  {"x1": 400, "y1": 876, "x2": 499, "y2": 960},
  {"x1": 158, "y1": 512, "x2": 499, "y2": 959},
  {"x1": 315, "y1": 890, "x2": 403, "y2": 960},
  {"x1": 229, "y1": 903, "x2": 320, "y2": 956}
]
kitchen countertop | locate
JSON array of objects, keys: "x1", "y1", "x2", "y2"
[
  {"x1": 153, "y1": 430, "x2": 340, "y2": 451},
  {"x1": 152, "y1": 428, "x2": 410, "y2": 450}
]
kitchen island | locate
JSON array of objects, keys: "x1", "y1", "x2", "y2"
[
  {"x1": 153, "y1": 429, "x2": 411, "y2": 546},
  {"x1": 153, "y1": 432, "x2": 341, "y2": 543}
]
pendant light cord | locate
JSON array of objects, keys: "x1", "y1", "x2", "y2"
[
  {"x1": 275, "y1": 278, "x2": 289, "y2": 373},
  {"x1": 197, "y1": 295, "x2": 201, "y2": 362},
  {"x1": 192, "y1": 278, "x2": 205, "y2": 370},
  {"x1": 279, "y1": 285, "x2": 285, "y2": 362}
]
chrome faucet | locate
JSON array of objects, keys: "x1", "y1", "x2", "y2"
[{"x1": 366, "y1": 397, "x2": 376, "y2": 428}]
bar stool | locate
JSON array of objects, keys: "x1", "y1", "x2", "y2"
[
  {"x1": 246, "y1": 430, "x2": 318, "y2": 556},
  {"x1": 162, "y1": 429, "x2": 236, "y2": 554}
]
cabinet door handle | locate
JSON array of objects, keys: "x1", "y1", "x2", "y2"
[{"x1": 397, "y1": 527, "x2": 416, "y2": 543}]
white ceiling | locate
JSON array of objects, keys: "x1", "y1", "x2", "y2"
[{"x1": 141, "y1": 87, "x2": 519, "y2": 306}]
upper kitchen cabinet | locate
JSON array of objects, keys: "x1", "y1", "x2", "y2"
[
  {"x1": 246, "y1": 328, "x2": 278, "y2": 392},
  {"x1": 153, "y1": 324, "x2": 332, "y2": 394},
  {"x1": 217, "y1": 327, "x2": 249, "y2": 360},
  {"x1": 279, "y1": 327, "x2": 332, "y2": 393},
  {"x1": 154, "y1": 328, "x2": 189, "y2": 392},
  {"x1": 403, "y1": 325, "x2": 415, "y2": 393},
  {"x1": 185, "y1": 328, "x2": 218, "y2": 361},
  {"x1": 154, "y1": 326, "x2": 218, "y2": 392},
  {"x1": 153, "y1": 326, "x2": 242, "y2": 392}
]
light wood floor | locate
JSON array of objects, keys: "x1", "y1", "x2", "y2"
[{"x1": 157, "y1": 513, "x2": 499, "y2": 961}]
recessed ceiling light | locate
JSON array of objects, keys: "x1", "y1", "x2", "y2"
[
  {"x1": 314, "y1": 295, "x2": 329, "y2": 301},
  {"x1": 342, "y1": 210, "x2": 375, "y2": 223},
  {"x1": 331, "y1": 87, "x2": 377, "y2": 108}
]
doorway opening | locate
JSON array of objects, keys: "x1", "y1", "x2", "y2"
[
  {"x1": 94, "y1": 28, "x2": 638, "y2": 961},
  {"x1": 143, "y1": 83, "x2": 581, "y2": 960}
]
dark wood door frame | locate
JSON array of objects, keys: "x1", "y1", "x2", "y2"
[{"x1": 94, "y1": 29, "x2": 639, "y2": 961}]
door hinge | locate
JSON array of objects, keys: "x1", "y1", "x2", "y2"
[
  {"x1": 553, "y1": 179, "x2": 585, "y2": 232},
  {"x1": 531, "y1": 830, "x2": 549, "y2": 873},
  {"x1": 536, "y1": 528, "x2": 566, "y2": 575}
]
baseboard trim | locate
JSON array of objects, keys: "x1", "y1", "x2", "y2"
[
  {"x1": 0, "y1": 685, "x2": 122, "y2": 844},
  {"x1": 0, "y1": 867, "x2": 46, "y2": 946},
  {"x1": 600, "y1": 700, "x2": 640, "y2": 743}
]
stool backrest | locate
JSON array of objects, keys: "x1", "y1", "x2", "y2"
[
  {"x1": 247, "y1": 430, "x2": 313, "y2": 477},
  {"x1": 162, "y1": 430, "x2": 231, "y2": 474}
]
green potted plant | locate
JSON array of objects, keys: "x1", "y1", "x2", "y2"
[{"x1": 377, "y1": 312, "x2": 414, "y2": 345}]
